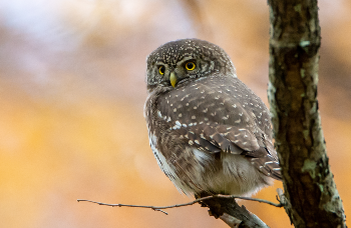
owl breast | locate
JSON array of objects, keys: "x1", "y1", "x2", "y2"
[{"x1": 144, "y1": 75, "x2": 276, "y2": 196}]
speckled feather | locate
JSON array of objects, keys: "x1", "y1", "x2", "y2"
[{"x1": 145, "y1": 39, "x2": 281, "y2": 196}]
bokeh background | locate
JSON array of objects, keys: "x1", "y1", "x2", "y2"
[{"x1": 0, "y1": 0, "x2": 350, "y2": 227}]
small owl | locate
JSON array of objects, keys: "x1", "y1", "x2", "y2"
[{"x1": 144, "y1": 38, "x2": 281, "y2": 197}]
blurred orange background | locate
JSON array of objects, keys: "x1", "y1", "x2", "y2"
[{"x1": 0, "y1": 0, "x2": 350, "y2": 227}]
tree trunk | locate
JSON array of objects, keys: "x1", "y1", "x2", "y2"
[{"x1": 267, "y1": 0, "x2": 346, "y2": 227}]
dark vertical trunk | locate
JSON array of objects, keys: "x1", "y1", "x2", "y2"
[{"x1": 267, "y1": 1, "x2": 346, "y2": 227}]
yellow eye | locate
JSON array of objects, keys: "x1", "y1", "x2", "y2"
[
  {"x1": 185, "y1": 61, "x2": 196, "y2": 71},
  {"x1": 158, "y1": 66, "x2": 165, "y2": 75}
]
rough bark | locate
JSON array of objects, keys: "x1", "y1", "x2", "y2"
[
  {"x1": 267, "y1": 1, "x2": 346, "y2": 227},
  {"x1": 197, "y1": 193, "x2": 269, "y2": 228}
]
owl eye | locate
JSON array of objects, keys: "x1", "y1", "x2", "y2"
[
  {"x1": 158, "y1": 66, "x2": 165, "y2": 75},
  {"x1": 185, "y1": 61, "x2": 196, "y2": 71}
]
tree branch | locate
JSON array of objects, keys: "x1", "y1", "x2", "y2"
[
  {"x1": 78, "y1": 194, "x2": 284, "y2": 227},
  {"x1": 267, "y1": 0, "x2": 346, "y2": 227},
  {"x1": 77, "y1": 194, "x2": 282, "y2": 212}
]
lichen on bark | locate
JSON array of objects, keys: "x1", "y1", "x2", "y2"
[{"x1": 267, "y1": 0, "x2": 346, "y2": 227}]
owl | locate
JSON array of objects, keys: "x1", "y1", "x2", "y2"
[{"x1": 144, "y1": 38, "x2": 281, "y2": 197}]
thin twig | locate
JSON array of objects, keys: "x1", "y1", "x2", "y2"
[
  {"x1": 77, "y1": 194, "x2": 283, "y2": 215},
  {"x1": 214, "y1": 194, "x2": 283, "y2": 207}
]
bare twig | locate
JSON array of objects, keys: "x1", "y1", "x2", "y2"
[
  {"x1": 77, "y1": 194, "x2": 283, "y2": 215},
  {"x1": 213, "y1": 194, "x2": 283, "y2": 207}
]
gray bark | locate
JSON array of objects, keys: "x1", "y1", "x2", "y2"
[{"x1": 267, "y1": 0, "x2": 346, "y2": 227}]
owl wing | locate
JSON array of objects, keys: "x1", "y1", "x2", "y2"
[
  {"x1": 158, "y1": 76, "x2": 281, "y2": 180},
  {"x1": 172, "y1": 112, "x2": 281, "y2": 180}
]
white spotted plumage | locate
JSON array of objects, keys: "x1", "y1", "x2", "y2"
[{"x1": 144, "y1": 38, "x2": 281, "y2": 197}]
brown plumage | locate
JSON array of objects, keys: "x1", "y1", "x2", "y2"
[{"x1": 144, "y1": 38, "x2": 281, "y2": 197}]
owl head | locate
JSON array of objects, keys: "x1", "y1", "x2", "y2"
[{"x1": 146, "y1": 39, "x2": 236, "y2": 92}]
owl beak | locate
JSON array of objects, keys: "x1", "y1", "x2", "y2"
[{"x1": 170, "y1": 72, "x2": 177, "y2": 88}]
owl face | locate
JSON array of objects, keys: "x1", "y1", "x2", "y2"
[{"x1": 146, "y1": 39, "x2": 236, "y2": 92}]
